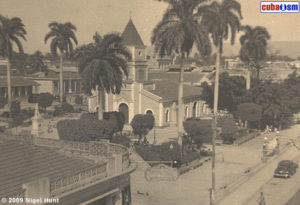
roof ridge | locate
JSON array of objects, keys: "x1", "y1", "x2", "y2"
[{"x1": 121, "y1": 18, "x2": 145, "y2": 47}]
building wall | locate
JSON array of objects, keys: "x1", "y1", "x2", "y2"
[{"x1": 35, "y1": 80, "x2": 53, "y2": 94}]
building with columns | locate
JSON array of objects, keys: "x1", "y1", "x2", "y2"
[
  {"x1": 26, "y1": 70, "x2": 82, "y2": 96},
  {"x1": 90, "y1": 19, "x2": 211, "y2": 127}
]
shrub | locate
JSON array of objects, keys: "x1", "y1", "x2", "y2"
[
  {"x1": 28, "y1": 94, "x2": 39, "y2": 103},
  {"x1": 183, "y1": 118, "x2": 213, "y2": 147},
  {"x1": 111, "y1": 134, "x2": 131, "y2": 147},
  {"x1": 157, "y1": 142, "x2": 181, "y2": 161},
  {"x1": 237, "y1": 103, "x2": 262, "y2": 122},
  {"x1": 131, "y1": 114, "x2": 155, "y2": 141},
  {"x1": 218, "y1": 116, "x2": 238, "y2": 144},
  {"x1": 10, "y1": 100, "x2": 21, "y2": 116},
  {"x1": 0, "y1": 98, "x2": 7, "y2": 109},
  {"x1": 103, "y1": 111, "x2": 125, "y2": 133},
  {"x1": 53, "y1": 105, "x2": 63, "y2": 116},
  {"x1": 9, "y1": 114, "x2": 23, "y2": 128},
  {"x1": 61, "y1": 102, "x2": 74, "y2": 113},
  {"x1": 57, "y1": 117, "x2": 116, "y2": 141},
  {"x1": 134, "y1": 144, "x2": 161, "y2": 162},
  {"x1": 134, "y1": 142, "x2": 201, "y2": 167},
  {"x1": 75, "y1": 95, "x2": 83, "y2": 105},
  {"x1": 20, "y1": 109, "x2": 35, "y2": 121},
  {"x1": 37, "y1": 93, "x2": 53, "y2": 111}
]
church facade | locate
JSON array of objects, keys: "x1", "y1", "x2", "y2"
[{"x1": 91, "y1": 19, "x2": 211, "y2": 127}]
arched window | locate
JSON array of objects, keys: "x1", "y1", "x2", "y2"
[
  {"x1": 146, "y1": 110, "x2": 153, "y2": 115},
  {"x1": 192, "y1": 102, "x2": 197, "y2": 118},
  {"x1": 165, "y1": 110, "x2": 170, "y2": 123},
  {"x1": 202, "y1": 104, "x2": 206, "y2": 114},
  {"x1": 119, "y1": 103, "x2": 129, "y2": 124},
  {"x1": 184, "y1": 106, "x2": 189, "y2": 119}
]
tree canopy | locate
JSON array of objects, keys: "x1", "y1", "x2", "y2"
[
  {"x1": 74, "y1": 32, "x2": 131, "y2": 95},
  {"x1": 239, "y1": 25, "x2": 271, "y2": 79}
]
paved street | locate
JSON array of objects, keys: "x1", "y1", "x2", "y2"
[{"x1": 130, "y1": 124, "x2": 300, "y2": 205}]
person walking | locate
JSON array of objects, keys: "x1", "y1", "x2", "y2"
[{"x1": 257, "y1": 192, "x2": 266, "y2": 205}]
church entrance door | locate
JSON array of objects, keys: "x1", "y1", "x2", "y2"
[{"x1": 119, "y1": 103, "x2": 129, "y2": 124}]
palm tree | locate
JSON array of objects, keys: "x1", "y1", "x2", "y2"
[
  {"x1": 0, "y1": 15, "x2": 26, "y2": 110},
  {"x1": 239, "y1": 25, "x2": 271, "y2": 79},
  {"x1": 151, "y1": 0, "x2": 211, "y2": 150},
  {"x1": 44, "y1": 22, "x2": 78, "y2": 103},
  {"x1": 199, "y1": 0, "x2": 242, "y2": 203},
  {"x1": 74, "y1": 33, "x2": 131, "y2": 120}
]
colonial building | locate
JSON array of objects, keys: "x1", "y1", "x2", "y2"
[
  {"x1": 91, "y1": 19, "x2": 211, "y2": 127},
  {"x1": 0, "y1": 134, "x2": 135, "y2": 205},
  {"x1": 0, "y1": 59, "x2": 40, "y2": 100},
  {"x1": 26, "y1": 69, "x2": 82, "y2": 96}
]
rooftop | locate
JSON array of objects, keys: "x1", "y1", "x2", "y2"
[
  {"x1": 148, "y1": 71, "x2": 210, "y2": 84},
  {"x1": 149, "y1": 80, "x2": 203, "y2": 102},
  {"x1": 0, "y1": 138, "x2": 98, "y2": 197},
  {"x1": 0, "y1": 77, "x2": 39, "y2": 88},
  {"x1": 121, "y1": 18, "x2": 145, "y2": 47}
]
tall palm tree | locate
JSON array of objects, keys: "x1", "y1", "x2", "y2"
[
  {"x1": 151, "y1": 0, "x2": 211, "y2": 150},
  {"x1": 0, "y1": 15, "x2": 26, "y2": 109},
  {"x1": 74, "y1": 33, "x2": 131, "y2": 120},
  {"x1": 199, "y1": 0, "x2": 242, "y2": 203},
  {"x1": 44, "y1": 22, "x2": 78, "y2": 103},
  {"x1": 239, "y1": 25, "x2": 271, "y2": 79}
]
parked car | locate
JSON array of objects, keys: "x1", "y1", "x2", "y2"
[{"x1": 274, "y1": 160, "x2": 298, "y2": 178}]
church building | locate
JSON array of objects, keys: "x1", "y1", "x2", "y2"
[{"x1": 92, "y1": 19, "x2": 211, "y2": 127}]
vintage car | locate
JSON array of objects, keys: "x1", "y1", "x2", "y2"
[{"x1": 274, "y1": 160, "x2": 298, "y2": 178}]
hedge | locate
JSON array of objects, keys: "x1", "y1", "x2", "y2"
[
  {"x1": 103, "y1": 111, "x2": 125, "y2": 133},
  {"x1": 57, "y1": 118, "x2": 116, "y2": 141},
  {"x1": 134, "y1": 142, "x2": 201, "y2": 167},
  {"x1": 183, "y1": 118, "x2": 213, "y2": 147}
]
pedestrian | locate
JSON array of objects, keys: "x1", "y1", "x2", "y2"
[{"x1": 257, "y1": 191, "x2": 266, "y2": 205}]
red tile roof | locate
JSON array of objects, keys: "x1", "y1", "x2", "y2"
[{"x1": 0, "y1": 138, "x2": 97, "y2": 197}]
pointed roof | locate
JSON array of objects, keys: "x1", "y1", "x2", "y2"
[{"x1": 121, "y1": 19, "x2": 145, "y2": 47}]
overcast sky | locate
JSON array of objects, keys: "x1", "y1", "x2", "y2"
[{"x1": 0, "y1": 0, "x2": 299, "y2": 54}]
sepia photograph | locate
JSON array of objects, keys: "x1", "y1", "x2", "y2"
[{"x1": 0, "y1": 0, "x2": 300, "y2": 204}]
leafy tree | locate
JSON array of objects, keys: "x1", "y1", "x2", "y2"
[
  {"x1": 37, "y1": 93, "x2": 53, "y2": 111},
  {"x1": 103, "y1": 111, "x2": 125, "y2": 133},
  {"x1": 44, "y1": 22, "x2": 78, "y2": 103},
  {"x1": 152, "y1": 0, "x2": 212, "y2": 149},
  {"x1": 0, "y1": 15, "x2": 26, "y2": 111},
  {"x1": 10, "y1": 100, "x2": 21, "y2": 116},
  {"x1": 183, "y1": 118, "x2": 213, "y2": 147},
  {"x1": 131, "y1": 114, "x2": 155, "y2": 142},
  {"x1": 201, "y1": 72, "x2": 246, "y2": 113},
  {"x1": 217, "y1": 116, "x2": 238, "y2": 143},
  {"x1": 9, "y1": 100, "x2": 22, "y2": 130},
  {"x1": 239, "y1": 25, "x2": 271, "y2": 79},
  {"x1": 75, "y1": 95, "x2": 83, "y2": 105},
  {"x1": 237, "y1": 103, "x2": 262, "y2": 122},
  {"x1": 74, "y1": 32, "x2": 131, "y2": 120}
]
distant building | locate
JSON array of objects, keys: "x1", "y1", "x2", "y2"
[
  {"x1": 89, "y1": 19, "x2": 211, "y2": 127},
  {"x1": 0, "y1": 135, "x2": 135, "y2": 205},
  {"x1": 26, "y1": 69, "x2": 81, "y2": 96}
]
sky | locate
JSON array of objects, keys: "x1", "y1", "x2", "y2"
[{"x1": 0, "y1": 0, "x2": 300, "y2": 54}]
